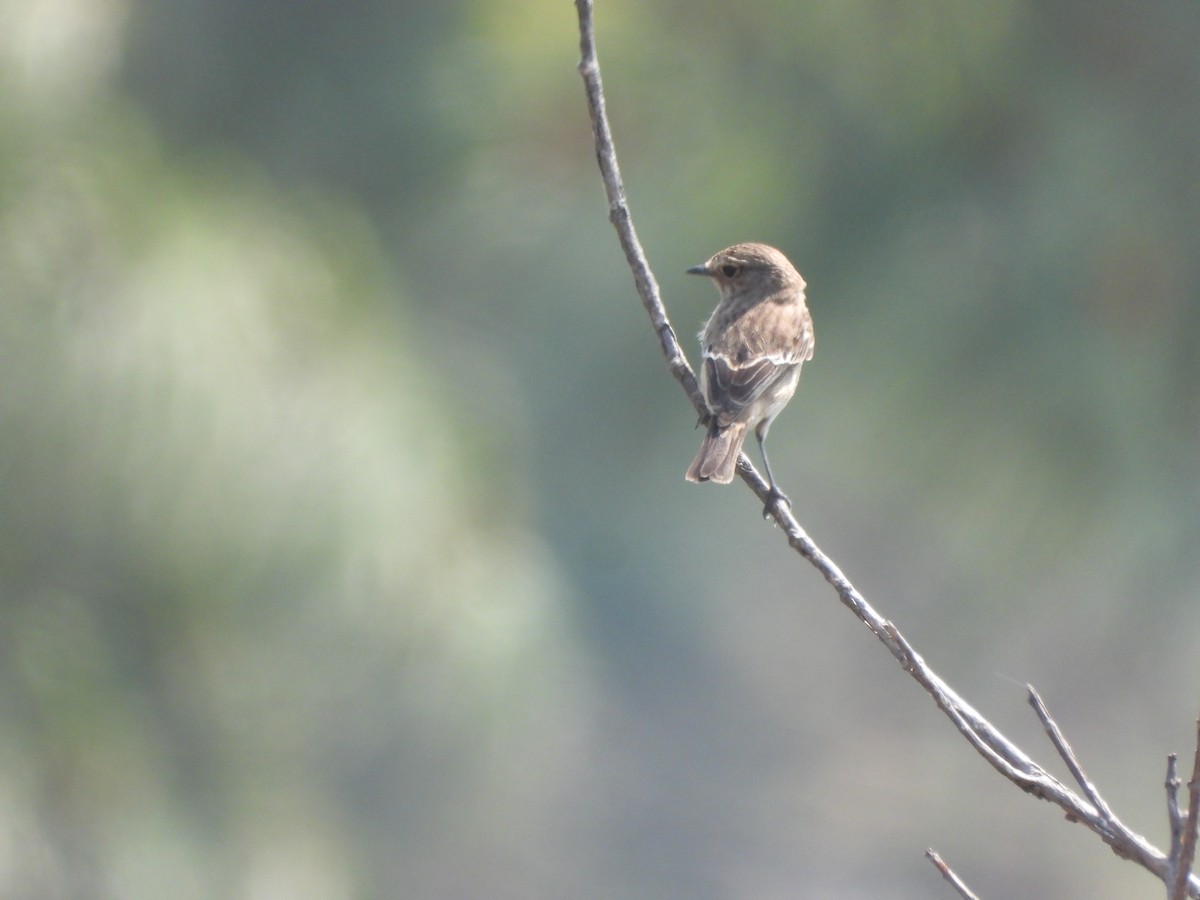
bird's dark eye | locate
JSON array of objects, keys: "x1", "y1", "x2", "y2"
[{"x1": 720, "y1": 264, "x2": 739, "y2": 277}]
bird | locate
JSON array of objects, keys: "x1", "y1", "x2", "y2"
[{"x1": 684, "y1": 242, "x2": 813, "y2": 514}]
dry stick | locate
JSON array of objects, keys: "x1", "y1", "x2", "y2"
[
  {"x1": 573, "y1": 1, "x2": 1198, "y2": 895},
  {"x1": 573, "y1": 2, "x2": 704, "y2": 419},
  {"x1": 926, "y1": 849, "x2": 983, "y2": 900},
  {"x1": 1168, "y1": 754, "x2": 1184, "y2": 870},
  {"x1": 1028, "y1": 686, "x2": 1115, "y2": 821},
  {"x1": 1173, "y1": 719, "x2": 1200, "y2": 900}
]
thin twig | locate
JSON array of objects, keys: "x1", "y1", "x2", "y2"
[
  {"x1": 1028, "y1": 685, "x2": 1115, "y2": 821},
  {"x1": 1168, "y1": 754, "x2": 1183, "y2": 875},
  {"x1": 574, "y1": 0, "x2": 703, "y2": 416},
  {"x1": 1173, "y1": 719, "x2": 1200, "y2": 900},
  {"x1": 926, "y1": 849, "x2": 982, "y2": 900},
  {"x1": 572, "y1": 2, "x2": 1199, "y2": 896}
]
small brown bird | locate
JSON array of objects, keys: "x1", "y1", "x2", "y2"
[{"x1": 685, "y1": 242, "x2": 813, "y2": 508}]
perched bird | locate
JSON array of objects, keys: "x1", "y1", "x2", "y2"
[{"x1": 684, "y1": 242, "x2": 813, "y2": 510}]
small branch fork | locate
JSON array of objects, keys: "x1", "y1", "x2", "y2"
[
  {"x1": 574, "y1": 1, "x2": 1200, "y2": 895},
  {"x1": 1167, "y1": 719, "x2": 1200, "y2": 900}
]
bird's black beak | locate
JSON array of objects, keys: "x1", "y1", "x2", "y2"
[{"x1": 686, "y1": 264, "x2": 711, "y2": 276}]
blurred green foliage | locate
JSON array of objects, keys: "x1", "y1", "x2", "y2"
[{"x1": 4, "y1": 0, "x2": 1200, "y2": 897}]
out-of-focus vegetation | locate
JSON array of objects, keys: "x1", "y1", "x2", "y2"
[{"x1": 4, "y1": 0, "x2": 1200, "y2": 896}]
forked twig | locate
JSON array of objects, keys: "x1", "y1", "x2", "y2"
[
  {"x1": 1172, "y1": 720, "x2": 1200, "y2": 900},
  {"x1": 1028, "y1": 685, "x2": 1115, "y2": 821}
]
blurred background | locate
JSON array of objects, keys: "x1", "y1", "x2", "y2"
[{"x1": 3, "y1": 0, "x2": 1200, "y2": 896}]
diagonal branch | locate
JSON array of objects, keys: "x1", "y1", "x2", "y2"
[
  {"x1": 926, "y1": 849, "x2": 982, "y2": 900},
  {"x1": 574, "y1": 8, "x2": 704, "y2": 417},
  {"x1": 573, "y1": 1, "x2": 1198, "y2": 896},
  {"x1": 1028, "y1": 685, "x2": 1115, "y2": 821}
]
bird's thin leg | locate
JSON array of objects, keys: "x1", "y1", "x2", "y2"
[{"x1": 756, "y1": 429, "x2": 791, "y2": 519}]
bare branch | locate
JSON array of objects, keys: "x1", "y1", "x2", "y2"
[
  {"x1": 1173, "y1": 719, "x2": 1200, "y2": 900},
  {"x1": 1028, "y1": 685, "x2": 1115, "y2": 821},
  {"x1": 572, "y1": 2, "x2": 1200, "y2": 896},
  {"x1": 1166, "y1": 758, "x2": 1185, "y2": 897},
  {"x1": 1168, "y1": 754, "x2": 1184, "y2": 870},
  {"x1": 926, "y1": 849, "x2": 982, "y2": 900},
  {"x1": 574, "y1": 0, "x2": 703, "y2": 417}
]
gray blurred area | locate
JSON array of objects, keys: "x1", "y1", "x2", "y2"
[{"x1": 4, "y1": 0, "x2": 1200, "y2": 897}]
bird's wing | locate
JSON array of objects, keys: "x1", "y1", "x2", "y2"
[
  {"x1": 702, "y1": 352, "x2": 798, "y2": 422},
  {"x1": 701, "y1": 295, "x2": 813, "y2": 423}
]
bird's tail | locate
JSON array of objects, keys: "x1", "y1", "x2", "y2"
[{"x1": 685, "y1": 421, "x2": 748, "y2": 484}]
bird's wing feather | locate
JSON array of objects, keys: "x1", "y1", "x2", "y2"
[
  {"x1": 703, "y1": 353, "x2": 798, "y2": 421},
  {"x1": 701, "y1": 291, "x2": 813, "y2": 423}
]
